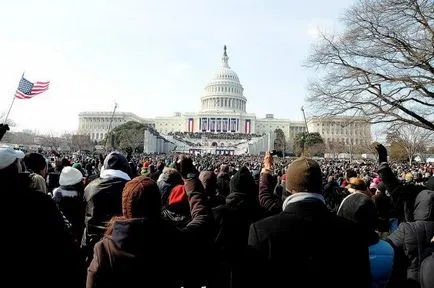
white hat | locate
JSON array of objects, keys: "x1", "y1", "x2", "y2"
[
  {"x1": 59, "y1": 167, "x2": 83, "y2": 186},
  {"x1": 0, "y1": 145, "x2": 25, "y2": 170}
]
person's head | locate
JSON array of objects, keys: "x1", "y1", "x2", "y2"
[
  {"x1": 59, "y1": 167, "x2": 84, "y2": 189},
  {"x1": 157, "y1": 161, "x2": 165, "y2": 172},
  {"x1": 285, "y1": 157, "x2": 322, "y2": 194},
  {"x1": 346, "y1": 177, "x2": 372, "y2": 197},
  {"x1": 0, "y1": 145, "x2": 25, "y2": 181},
  {"x1": 413, "y1": 190, "x2": 434, "y2": 221},
  {"x1": 24, "y1": 153, "x2": 47, "y2": 177},
  {"x1": 103, "y1": 151, "x2": 130, "y2": 174},
  {"x1": 220, "y1": 164, "x2": 229, "y2": 173},
  {"x1": 337, "y1": 192, "x2": 378, "y2": 242},
  {"x1": 327, "y1": 175, "x2": 335, "y2": 184},
  {"x1": 199, "y1": 171, "x2": 217, "y2": 196},
  {"x1": 229, "y1": 166, "x2": 256, "y2": 197},
  {"x1": 122, "y1": 176, "x2": 161, "y2": 219},
  {"x1": 345, "y1": 169, "x2": 357, "y2": 181}
]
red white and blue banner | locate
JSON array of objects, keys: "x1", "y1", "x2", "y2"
[
  {"x1": 187, "y1": 118, "x2": 194, "y2": 132},
  {"x1": 245, "y1": 119, "x2": 251, "y2": 134}
]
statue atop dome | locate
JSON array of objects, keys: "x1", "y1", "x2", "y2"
[{"x1": 222, "y1": 45, "x2": 229, "y2": 68}]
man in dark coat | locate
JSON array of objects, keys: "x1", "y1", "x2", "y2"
[
  {"x1": 211, "y1": 167, "x2": 263, "y2": 288},
  {"x1": 247, "y1": 157, "x2": 371, "y2": 288},
  {"x1": 81, "y1": 151, "x2": 131, "y2": 262},
  {"x1": 0, "y1": 145, "x2": 80, "y2": 288},
  {"x1": 387, "y1": 190, "x2": 434, "y2": 288},
  {"x1": 216, "y1": 164, "x2": 231, "y2": 197}
]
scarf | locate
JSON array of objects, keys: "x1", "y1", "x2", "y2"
[{"x1": 282, "y1": 192, "x2": 325, "y2": 210}]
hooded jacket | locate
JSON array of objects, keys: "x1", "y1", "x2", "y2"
[
  {"x1": 211, "y1": 167, "x2": 263, "y2": 288},
  {"x1": 82, "y1": 152, "x2": 131, "y2": 258},
  {"x1": 338, "y1": 192, "x2": 394, "y2": 288},
  {"x1": 86, "y1": 177, "x2": 212, "y2": 288},
  {"x1": 388, "y1": 190, "x2": 434, "y2": 286}
]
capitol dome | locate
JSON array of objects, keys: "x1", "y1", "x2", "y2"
[{"x1": 201, "y1": 46, "x2": 247, "y2": 113}]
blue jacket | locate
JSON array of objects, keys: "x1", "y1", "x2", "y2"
[{"x1": 369, "y1": 240, "x2": 394, "y2": 288}]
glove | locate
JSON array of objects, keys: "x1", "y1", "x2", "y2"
[
  {"x1": 0, "y1": 124, "x2": 10, "y2": 141},
  {"x1": 176, "y1": 155, "x2": 197, "y2": 179},
  {"x1": 375, "y1": 144, "x2": 388, "y2": 164}
]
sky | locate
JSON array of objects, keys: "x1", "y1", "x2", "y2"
[{"x1": 0, "y1": 0, "x2": 354, "y2": 135}]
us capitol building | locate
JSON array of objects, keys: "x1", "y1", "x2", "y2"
[{"x1": 78, "y1": 46, "x2": 371, "y2": 153}]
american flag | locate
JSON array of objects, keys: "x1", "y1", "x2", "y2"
[{"x1": 15, "y1": 76, "x2": 50, "y2": 99}]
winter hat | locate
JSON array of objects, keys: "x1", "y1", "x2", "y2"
[
  {"x1": 413, "y1": 190, "x2": 434, "y2": 221},
  {"x1": 230, "y1": 166, "x2": 256, "y2": 196},
  {"x1": 168, "y1": 184, "x2": 187, "y2": 206},
  {"x1": 337, "y1": 192, "x2": 378, "y2": 244},
  {"x1": 199, "y1": 171, "x2": 217, "y2": 196},
  {"x1": 143, "y1": 161, "x2": 149, "y2": 169},
  {"x1": 285, "y1": 157, "x2": 322, "y2": 193},
  {"x1": 0, "y1": 145, "x2": 24, "y2": 170},
  {"x1": 122, "y1": 176, "x2": 161, "y2": 219},
  {"x1": 103, "y1": 151, "x2": 129, "y2": 173},
  {"x1": 425, "y1": 176, "x2": 434, "y2": 191},
  {"x1": 72, "y1": 163, "x2": 82, "y2": 170},
  {"x1": 59, "y1": 167, "x2": 83, "y2": 186}
]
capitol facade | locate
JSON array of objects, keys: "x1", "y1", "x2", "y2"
[{"x1": 78, "y1": 46, "x2": 371, "y2": 152}]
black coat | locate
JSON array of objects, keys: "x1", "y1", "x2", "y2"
[
  {"x1": 388, "y1": 190, "x2": 434, "y2": 287},
  {"x1": 82, "y1": 177, "x2": 128, "y2": 256},
  {"x1": 247, "y1": 200, "x2": 371, "y2": 288},
  {"x1": 211, "y1": 167, "x2": 264, "y2": 288},
  {"x1": 1, "y1": 173, "x2": 81, "y2": 288}
]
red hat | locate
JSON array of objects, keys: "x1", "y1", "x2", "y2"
[
  {"x1": 143, "y1": 161, "x2": 149, "y2": 168},
  {"x1": 281, "y1": 175, "x2": 287, "y2": 182},
  {"x1": 168, "y1": 184, "x2": 187, "y2": 206}
]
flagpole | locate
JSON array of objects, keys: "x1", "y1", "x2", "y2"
[{"x1": 4, "y1": 72, "x2": 24, "y2": 124}]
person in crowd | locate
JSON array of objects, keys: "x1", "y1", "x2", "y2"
[
  {"x1": 323, "y1": 175, "x2": 347, "y2": 213},
  {"x1": 248, "y1": 156, "x2": 371, "y2": 288},
  {"x1": 23, "y1": 152, "x2": 48, "y2": 194},
  {"x1": 420, "y1": 237, "x2": 434, "y2": 288},
  {"x1": 199, "y1": 170, "x2": 225, "y2": 207},
  {"x1": 211, "y1": 166, "x2": 264, "y2": 288},
  {"x1": 82, "y1": 151, "x2": 131, "y2": 264},
  {"x1": 157, "y1": 167, "x2": 191, "y2": 228},
  {"x1": 258, "y1": 152, "x2": 282, "y2": 215},
  {"x1": 387, "y1": 190, "x2": 434, "y2": 288},
  {"x1": 273, "y1": 174, "x2": 286, "y2": 201},
  {"x1": 372, "y1": 182, "x2": 396, "y2": 234},
  {"x1": 345, "y1": 177, "x2": 373, "y2": 198},
  {"x1": 0, "y1": 145, "x2": 80, "y2": 288},
  {"x1": 86, "y1": 156, "x2": 212, "y2": 288},
  {"x1": 53, "y1": 166, "x2": 85, "y2": 243},
  {"x1": 216, "y1": 164, "x2": 231, "y2": 197},
  {"x1": 149, "y1": 161, "x2": 165, "y2": 181},
  {"x1": 376, "y1": 144, "x2": 425, "y2": 223},
  {"x1": 338, "y1": 192, "x2": 394, "y2": 288}
]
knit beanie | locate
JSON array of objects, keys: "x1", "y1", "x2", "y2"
[
  {"x1": 122, "y1": 176, "x2": 161, "y2": 219},
  {"x1": 286, "y1": 157, "x2": 322, "y2": 193}
]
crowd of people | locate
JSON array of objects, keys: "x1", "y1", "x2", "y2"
[
  {"x1": 168, "y1": 131, "x2": 264, "y2": 140},
  {"x1": 0, "y1": 123, "x2": 433, "y2": 288}
]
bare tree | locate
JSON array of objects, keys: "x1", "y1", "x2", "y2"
[
  {"x1": 0, "y1": 112, "x2": 16, "y2": 127},
  {"x1": 306, "y1": 0, "x2": 434, "y2": 131},
  {"x1": 387, "y1": 124, "x2": 433, "y2": 165}
]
